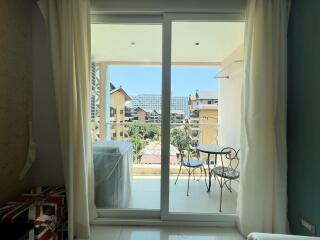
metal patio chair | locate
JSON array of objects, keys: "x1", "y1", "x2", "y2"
[
  {"x1": 174, "y1": 141, "x2": 206, "y2": 196},
  {"x1": 213, "y1": 147, "x2": 240, "y2": 212}
]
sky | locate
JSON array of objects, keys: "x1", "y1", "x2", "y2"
[{"x1": 109, "y1": 66, "x2": 219, "y2": 97}]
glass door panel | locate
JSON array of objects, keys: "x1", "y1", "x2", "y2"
[
  {"x1": 91, "y1": 23, "x2": 162, "y2": 211},
  {"x1": 168, "y1": 21, "x2": 244, "y2": 214},
  {"x1": 90, "y1": 14, "x2": 244, "y2": 222}
]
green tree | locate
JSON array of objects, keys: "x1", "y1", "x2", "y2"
[
  {"x1": 144, "y1": 124, "x2": 160, "y2": 140},
  {"x1": 170, "y1": 127, "x2": 189, "y2": 149},
  {"x1": 128, "y1": 124, "x2": 144, "y2": 138},
  {"x1": 129, "y1": 135, "x2": 143, "y2": 163},
  {"x1": 127, "y1": 123, "x2": 161, "y2": 163}
]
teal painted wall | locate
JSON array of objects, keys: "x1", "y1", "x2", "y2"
[{"x1": 287, "y1": 0, "x2": 320, "y2": 236}]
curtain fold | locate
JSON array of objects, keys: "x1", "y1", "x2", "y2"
[
  {"x1": 37, "y1": 0, "x2": 96, "y2": 238},
  {"x1": 238, "y1": 0, "x2": 290, "y2": 236}
]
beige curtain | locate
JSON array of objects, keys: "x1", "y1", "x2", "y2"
[
  {"x1": 38, "y1": 0, "x2": 96, "y2": 238},
  {"x1": 238, "y1": 0, "x2": 290, "y2": 236}
]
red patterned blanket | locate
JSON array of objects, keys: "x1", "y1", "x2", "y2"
[{"x1": 0, "y1": 186, "x2": 67, "y2": 240}]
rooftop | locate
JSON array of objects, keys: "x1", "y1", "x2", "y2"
[
  {"x1": 196, "y1": 90, "x2": 218, "y2": 100},
  {"x1": 110, "y1": 86, "x2": 132, "y2": 101}
]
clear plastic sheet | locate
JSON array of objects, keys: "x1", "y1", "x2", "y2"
[{"x1": 93, "y1": 141, "x2": 133, "y2": 208}]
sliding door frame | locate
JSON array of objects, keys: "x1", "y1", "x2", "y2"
[
  {"x1": 160, "y1": 13, "x2": 244, "y2": 225},
  {"x1": 91, "y1": 12, "x2": 245, "y2": 226},
  {"x1": 92, "y1": 14, "x2": 164, "y2": 221}
]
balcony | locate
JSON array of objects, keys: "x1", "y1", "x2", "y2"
[
  {"x1": 91, "y1": 122, "x2": 238, "y2": 213},
  {"x1": 129, "y1": 177, "x2": 237, "y2": 213},
  {"x1": 190, "y1": 104, "x2": 218, "y2": 112},
  {"x1": 90, "y1": 19, "x2": 244, "y2": 216},
  {"x1": 189, "y1": 125, "x2": 199, "y2": 131}
]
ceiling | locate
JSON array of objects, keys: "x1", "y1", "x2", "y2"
[{"x1": 91, "y1": 22, "x2": 244, "y2": 64}]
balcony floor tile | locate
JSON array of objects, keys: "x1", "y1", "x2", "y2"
[{"x1": 128, "y1": 177, "x2": 237, "y2": 213}]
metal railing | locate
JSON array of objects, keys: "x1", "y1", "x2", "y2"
[{"x1": 91, "y1": 121, "x2": 219, "y2": 164}]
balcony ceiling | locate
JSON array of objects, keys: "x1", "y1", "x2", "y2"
[{"x1": 91, "y1": 22, "x2": 244, "y2": 64}]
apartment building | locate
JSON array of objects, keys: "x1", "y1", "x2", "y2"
[
  {"x1": 131, "y1": 94, "x2": 189, "y2": 116},
  {"x1": 188, "y1": 90, "x2": 219, "y2": 148},
  {"x1": 110, "y1": 87, "x2": 131, "y2": 140},
  {"x1": 133, "y1": 107, "x2": 147, "y2": 122}
]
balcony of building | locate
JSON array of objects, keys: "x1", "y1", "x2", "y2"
[{"x1": 92, "y1": 121, "x2": 239, "y2": 214}]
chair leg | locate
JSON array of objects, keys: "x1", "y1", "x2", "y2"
[
  {"x1": 192, "y1": 168, "x2": 196, "y2": 180},
  {"x1": 225, "y1": 179, "x2": 232, "y2": 192},
  {"x1": 187, "y1": 169, "x2": 191, "y2": 196},
  {"x1": 175, "y1": 164, "x2": 182, "y2": 184},
  {"x1": 203, "y1": 166, "x2": 208, "y2": 190},
  {"x1": 219, "y1": 180, "x2": 223, "y2": 212},
  {"x1": 198, "y1": 167, "x2": 203, "y2": 181}
]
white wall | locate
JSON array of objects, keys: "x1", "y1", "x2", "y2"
[
  {"x1": 32, "y1": 3, "x2": 64, "y2": 186},
  {"x1": 218, "y1": 49, "x2": 243, "y2": 150},
  {"x1": 217, "y1": 48, "x2": 243, "y2": 193},
  {"x1": 91, "y1": 0, "x2": 246, "y2": 13}
]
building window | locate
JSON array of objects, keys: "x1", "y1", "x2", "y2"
[
  {"x1": 120, "y1": 132, "x2": 123, "y2": 137},
  {"x1": 120, "y1": 110, "x2": 123, "y2": 114},
  {"x1": 113, "y1": 133, "x2": 116, "y2": 138},
  {"x1": 208, "y1": 100, "x2": 212, "y2": 104},
  {"x1": 111, "y1": 107, "x2": 116, "y2": 117}
]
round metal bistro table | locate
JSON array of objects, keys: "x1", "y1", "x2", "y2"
[{"x1": 196, "y1": 145, "x2": 231, "y2": 192}]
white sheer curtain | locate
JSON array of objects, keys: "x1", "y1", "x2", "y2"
[
  {"x1": 38, "y1": 0, "x2": 96, "y2": 238},
  {"x1": 238, "y1": 0, "x2": 290, "y2": 236}
]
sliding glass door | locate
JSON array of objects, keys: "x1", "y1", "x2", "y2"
[
  {"x1": 91, "y1": 20, "x2": 163, "y2": 216},
  {"x1": 90, "y1": 13, "x2": 244, "y2": 224},
  {"x1": 161, "y1": 14, "x2": 244, "y2": 223}
]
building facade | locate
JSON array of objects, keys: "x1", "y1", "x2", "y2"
[
  {"x1": 110, "y1": 87, "x2": 131, "y2": 140},
  {"x1": 188, "y1": 90, "x2": 219, "y2": 150},
  {"x1": 131, "y1": 94, "x2": 189, "y2": 116}
]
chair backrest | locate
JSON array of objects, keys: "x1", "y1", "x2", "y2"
[
  {"x1": 177, "y1": 141, "x2": 188, "y2": 161},
  {"x1": 177, "y1": 137, "x2": 197, "y2": 163},
  {"x1": 219, "y1": 147, "x2": 240, "y2": 173}
]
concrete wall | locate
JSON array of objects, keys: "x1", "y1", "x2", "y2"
[
  {"x1": 287, "y1": 0, "x2": 320, "y2": 236},
  {"x1": 218, "y1": 46, "x2": 243, "y2": 150},
  {"x1": 31, "y1": 2, "x2": 64, "y2": 186},
  {"x1": 0, "y1": 0, "x2": 33, "y2": 203},
  {"x1": 199, "y1": 109, "x2": 218, "y2": 145}
]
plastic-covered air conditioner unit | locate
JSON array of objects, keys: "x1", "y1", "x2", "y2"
[{"x1": 93, "y1": 141, "x2": 133, "y2": 208}]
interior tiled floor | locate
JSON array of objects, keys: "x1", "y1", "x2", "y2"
[
  {"x1": 128, "y1": 177, "x2": 237, "y2": 213},
  {"x1": 91, "y1": 225, "x2": 245, "y2": 240}
]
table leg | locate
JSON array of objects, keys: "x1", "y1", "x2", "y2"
[
  {"x1": 207, "y1": 153, "x2": 211, "y2": 192},
  {"x1": 213, "y1": 154, "x2": 217, "y2": 181},
  {"x1": 206, "y1": 153, "x2": 218, "y2": 192},
  {"x1": 214, "y1": 153, "x2": 217, "y2": 165}
]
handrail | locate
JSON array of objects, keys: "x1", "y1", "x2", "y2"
[{"x1": 104, "y1": 122, "x2": 219, "y2": 127}]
